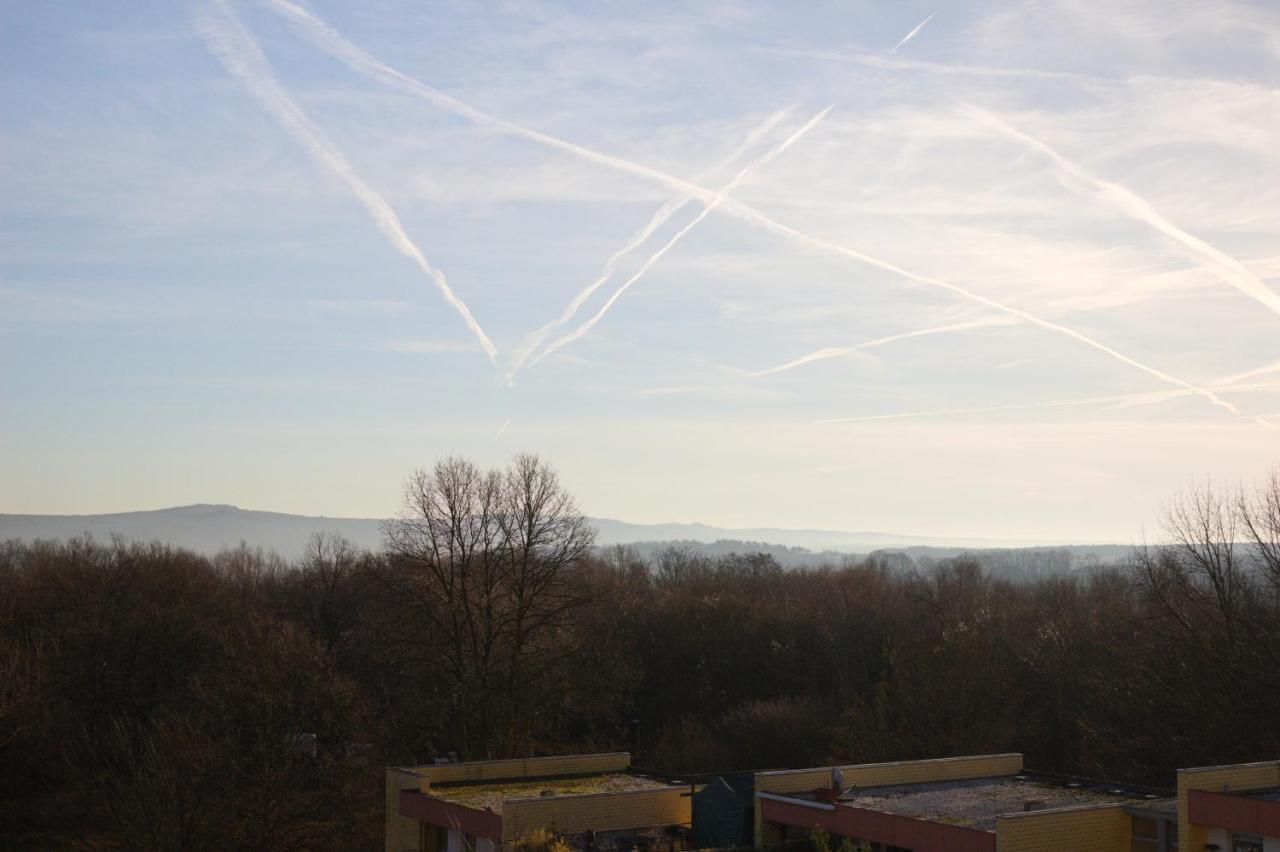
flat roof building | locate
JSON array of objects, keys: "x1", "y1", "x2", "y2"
[
  {"x1": 386, "y1": 753, "x2": 691, "y2": 852},
  {"x1": 755, "y1": 754, "x2": 1280, "y2": 852}
]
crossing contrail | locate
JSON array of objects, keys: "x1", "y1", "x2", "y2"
[
  {"x1": 197, "y1": 0, "x2": 497, "y2": 362},
  {"x1": 890, "y1": 13, "x2": 936, "y2": 53},
  {"x1": 507, "y1": 106, "x2": 795, "y2": 376},
  {"x1": 750, "y1": 317, "x2": 1020, "y2": 376},
  {"x1": 1217, "y1": 358, "x2": 1280, "y2": 386},
  {"x1": 818, "y1": 382, "x2": 1280, "y2": 425},
  {"x1": 268, "y1": 0, "x2": 1238, "y2": 417},
  {"x1": 966, "y1": 105, "x2": 1280, "y2": 320},
  {"x1": 528, "y1": 107, "x2": 834, "y2": 368}
]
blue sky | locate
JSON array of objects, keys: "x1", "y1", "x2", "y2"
[{"x1": 2, "y1": 0, "x2": 1278, "y2": 541}]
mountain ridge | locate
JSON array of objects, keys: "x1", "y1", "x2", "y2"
[{"x1": 0, "y1": 503, "x2": 1127, "y2": 560}]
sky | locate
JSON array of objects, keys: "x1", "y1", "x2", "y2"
[{"x1": 2, "y1": 0, "x2": 1279, "y2": 543}]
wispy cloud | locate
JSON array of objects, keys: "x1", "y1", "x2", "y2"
[
  {"x1": 196, "y1": 0, "x2": 497, "y2": 362},
  {"x1": 507, "y1": 105, "x2": 795, "y2": 376},
  {"x1": 265, "y1": 0, "x2": 1242, "y2": 417},
  {"x1": 384, "y1": 340, "x2": 480, "y2": 354},
  {"x1": 820, "y1": 382, "x2": 1280, "y2": 426},
  {"x1": 749, "y1": 317, "x2": 1020, "y2": 376},
  {"x1": 527, "y1": 106, "x2": 834, "y2": 368},
  {"x1": 966, "y1": 104, "x2": 1280, "y2": 320},
  {"x1": 1217, "y1": 359, "x2": 1280, "y2": 386},
  {"x1": 759, "y1": 45, "x2": 1099, "y2": 82},
  {"x1": 890, "y1": 12, "x2": 936, "y2": 54}
]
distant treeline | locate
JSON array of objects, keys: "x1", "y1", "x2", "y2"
[
  {"x1": 618, "y1": 538, "x2": 1132, "y2": 574},
  {"x1": 2, "y1": 457, "x2": 1278, "y2": 850}
]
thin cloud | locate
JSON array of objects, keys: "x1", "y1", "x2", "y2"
[
  {"x1": 751, "y1": 317, "x2": 1020, "y2": 377},
  {"x1": 819, "y1": 382, "x2": 1280, "y2": 425},
  {"x1": 196, "y1": 0, "x2": 497, "y2": 362},
  {"x1": 528, "y1": 106, "x2": 834, "y2": 368},
  {"x1": 384, "y1": 340, "x2": 479, "y2": 353},
  {"x1": 967, "y1": 105, "x2": 1280, "y2": 320},
  {"x1": 759, "y1": 45, "x2": 1100, "y2": 83},
  {"x1": 507, "y1": 106, "x2": 795, "y2": 376},
  {"x1": 1217, "y1": 359, "x2": 1280, "y2": 386},
  {"x1": 890, "y1": 13, "x2": 936, "y2": 54},
  {"x1": 269, "y1": 0, "x2": 1239, "y2": 418}
]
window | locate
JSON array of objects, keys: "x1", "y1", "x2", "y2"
[
  {"x1": 1131, "y1": 816, "x2": 1158, "y2": 852},
  {"x1": 1232, "y1": 835, "x2": 1263, "y2": 852}
]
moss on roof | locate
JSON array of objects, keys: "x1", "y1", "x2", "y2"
[{"x1": 429, "y1": 773, "x2": 676, "y2": 814}]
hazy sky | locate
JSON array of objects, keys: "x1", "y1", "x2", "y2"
[{"x1": 2, "y1": 0, "x2": 1279, "y2": 542}]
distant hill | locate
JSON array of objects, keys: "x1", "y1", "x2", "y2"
[
  {"x1": 0, "y1": 504, "x2": 386, "y2": 557},
  {"x1": 0, "y1": 504, "x2": 1129, "y2": 567}
]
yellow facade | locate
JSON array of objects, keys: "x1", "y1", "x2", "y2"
[
  {"x1": 387, "y1": 768, "x2": 428, "y2": 852},
  {"x1": 753, "y1": 753, "x2": 1024, "y2": 845},
  {"x1": 416, "y1": 753, "x2": 632, "y2": 790},
  {"x1": 996, "y1": 803, "x2": 1130, "y2": 852},
  {"x1": 502, "y1": 786, "x2": 691, "y2": 842},
  {"x1": 1176, "y1": 759, "x2": 1280, "y2": 850},
  {"x1": 756, "y1": 753, "x2": 1024, "y2": 795}
]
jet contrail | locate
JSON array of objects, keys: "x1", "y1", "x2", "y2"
[
  {"x1": 528, "y1": 107, "x2": 834, "y2": 368},
  {"x1": 751, "y1": 317, "x2": 1020, "y2": 376},
  {"x1": 197, "y1": 0, "x2": 498, "y2": 362},
  {"x1": 507, "y1": 106, "x2": 795, "y2": 376},
  {"x1": 1217, "y1": 358, "x2": 1280, "y2": 386},
  {"x1": 890, "y1": 13, "x2": 936, "y2": 53},
  {"x1": 966, "y1": 105, "x2": 1280, "y2": 320},
  {"x1": 818, "y1": 381, "x2": 1280, "y2": 425},
  {"x1": 493, "y1": 418, "x2": 511, "y2": 440},
  {"x1": 269, "y1": 0, "x2": 1238, "y2": 416}
]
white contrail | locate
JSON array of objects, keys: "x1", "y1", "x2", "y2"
[
  {"x1": 751, "y1": 317, "x2": 1020, "y2": 376},
  {"x1": 507, "y1": 106, "x2": 795, "y2": 376},
  {"x1": 493, "y1": 418, "x2": 511, "y2": 440},
  {"x1": 197, "y1": 1, "x2": 497, "y2": 362},
  {"x1": 890, "y1": 13, "x2": 936, "y2": 53},
  {"x1": 528, "y1": 107, "x2": 834, "y2": 368},
  {"x1": 269, "y1": 0, "x2": 1238, "y2": 417},
  {"x1": 818, "y1": 381, "x2": 1280, "y2": 425},
  {"x1": 967, "y1": 105, "x2": 1280, "y2": 320},
  {"x1": 1217, "y1": 358, "x2": 1280, "y2": 386}
]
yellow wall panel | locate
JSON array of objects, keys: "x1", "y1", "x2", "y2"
[
  {"x1": 996, "y1": 804, "x2": 1129, "y2": 852},
  {"x1": 1177, "y1": 760, "x2": 1280, "y2": 850},
  {"x1": 387, "y1": 768, "x2": 426, "y2": 852},
  {"x1": 501, "y1": 787, "x2": 691, "y2": 842},
  {"x1": 756, "y1": 754, "x2": 1024, "y2": 795},
  {"x1": 418, "y1": 753, "x2": 632, "y2": 788}
]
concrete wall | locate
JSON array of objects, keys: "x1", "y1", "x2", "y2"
[
  {"x1": 1178, "y1": 759, "x2": 1280, "y2": 850},
  {"x1": 996, "y1": 803, "x2": 1130, "y2": 852},
  {"x1": 416, "y1": 753, "x2": 631, "y2": 789},
  {"x1": 387, "y1": 768, "x2": 426, "y2": 852},
  {"x1": 501, "y1": 786, "x2": 691, "y2": 843}
]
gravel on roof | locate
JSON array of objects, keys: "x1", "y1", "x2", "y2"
[{"x1": 839, "y1": 776, "x2": 1152, "y2": 831}]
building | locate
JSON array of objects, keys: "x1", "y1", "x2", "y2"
[
  {"x1": 754, "y1": 754, "x2": 1280, "y2": 852},
  {"x1": 1179, "y1": 759, "x2": 1280, "y2": 852},
  {"x1": 386, "y1": 753, "x2": 691, "y2": 852}
]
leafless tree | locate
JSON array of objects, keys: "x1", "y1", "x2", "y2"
[{"x1": 380, "y1": 454, "x2": 594, "y2": 757}]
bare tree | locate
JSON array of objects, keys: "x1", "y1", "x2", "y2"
[{"x1": 380, "y1": 454, "x2": 594, "y2": 758}]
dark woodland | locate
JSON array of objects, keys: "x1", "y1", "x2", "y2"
[{"x1": 2, "y1": 456, "x2": 1278, "y2": 850}]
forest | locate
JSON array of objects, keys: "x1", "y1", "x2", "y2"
[{"x1": 2, "y1": 456, "x2": 1278, "y2": 850}]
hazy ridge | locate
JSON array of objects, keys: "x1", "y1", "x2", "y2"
[{"x1": 0, "y1": 504, "x2": 1130, "y2": 565}]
